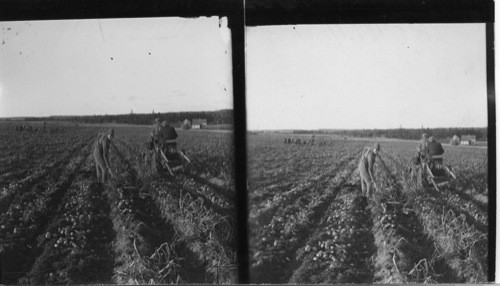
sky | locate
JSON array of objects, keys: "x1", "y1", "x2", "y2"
[
  {"x1": 246, "y1": 24, "x2": 488, "y2": 130},
  {"x1": 0, "y1": 17, "x2": 233, "y2": 117}
]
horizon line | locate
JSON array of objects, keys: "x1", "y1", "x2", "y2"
[
  {"x1": 248, "y1": 126, "x2": 488, "y2": 132},
  {"x1": 0, "y1": 108, "x2": 233, "y2": 119}
]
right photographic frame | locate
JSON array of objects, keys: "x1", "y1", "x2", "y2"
[{"x1": 245, "y1": 7, "x2": 494, "y2": 283}]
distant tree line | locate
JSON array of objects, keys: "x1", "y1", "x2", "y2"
[
  {"x1": 330, "y1": 127, "x2": 487, "y2": 141},
  {"x1": 27, "y1": 109, "x2": 233, "y2": 127}
]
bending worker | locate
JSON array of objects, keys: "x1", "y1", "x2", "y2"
[
  {"x1": 93, "y1": 128, "x2": 115, "y2": 183},
  {"x1": 358, "y1": 142, "x2": 380, "y2": 196}
]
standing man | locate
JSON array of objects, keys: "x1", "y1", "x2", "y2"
[
  {"x1": 149, "y1": 118, "x2": 162, "y2": 145},
  {"x1": 358, "y1": 142, "x2": 381, "y2": 196},
  {"x1": 413, "y1": 133, "x2": 429, "y2": 164},
  {"x1": 416, "y1": 133, "x2": 429, "y2": 158},
  {"x1": 94, "y1": 128, "x2": 115, "y2": 183}
]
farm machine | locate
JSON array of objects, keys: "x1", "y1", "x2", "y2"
[
  {"x1": 150, "y1": 139, "x2": 191, "y2": 176},
  {"x1": 419, "y1": 154, "x2": 457, "y2": 191}
]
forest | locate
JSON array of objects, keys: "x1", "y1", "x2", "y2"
[
  {"x1": 10, "y1": 110, "x2": 233, "y2": 127},
  {"x1": 323, "y1": 127, "x2": 488, "y2": 141},
  {"x1": 276, "y1": 127, "x2": 488, "y2": 141}
]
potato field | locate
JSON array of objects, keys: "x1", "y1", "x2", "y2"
[
  {"x1": 248, "y1": 134, "x2": 489, "y2": 283},
  {"x1": 0, "y1": 122, "x2": 236, "y2": 284}
]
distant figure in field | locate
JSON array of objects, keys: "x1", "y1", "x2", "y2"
[
  {"x1": 93, "y1": 129, "x2": 115, "y2": 183},
  {"x1": 358, "y1": 142, "x2": 380, "y2": 196}
]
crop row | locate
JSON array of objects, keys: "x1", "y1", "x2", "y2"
[
  {"x1": 399, "y1": 172, "x2": 488, "y2": 282},
  {"x1": 0, "y1": 140, "x2": 92, "y2": 253},
  {"x1": 105, "y1": 182, "x2": 188, "y2": 284},
  {"x1": 147, "y1": 179, "x2": 238, "y2": 283},
  {"x1": 112, "y1": 128, "x2": 235, "y2": 209},
  {"x1": 289, "y1": 187, "x2": 375, "y2": 283},
  {"x1": 250, "y1": 155, "x2": 360, "y2": 283},
  {"x1": 108, "y1": 130, "x2": 236, "y2": 283},
  {"x1": 248, "y1": 140, "x2": 367, "y2": 224},
  {"x1": 113, "y1": 127, "x2": 234, "y2": 182},
  {"x1": 359, "y1": 156, "x2": 443, "y2": 283},
  {"x1": 381, "y1": 146, "x2": 488, "y2": 232},
  {"x1": 248, "y1": 137, "x2": 364, "y2": 191},
  {"x1": 103, "y1": 136, "x2": 200, "y2": 284},
  {"x1": 0, "y1": 131, "x2": 93, "y2": 204},
  {"x1": 21, "y1": 177, "x2": 114, "y2": 284},
  {"x1": 0, "y1": 127, "x2": 92, "y2": 176},
  {"x1": 380, "y1": 151, "x2": 489, "y2": 282},
  {"x1": 249, "y1": 150, "x2": 358, "y2": 233}
]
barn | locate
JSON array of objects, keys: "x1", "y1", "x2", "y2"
[
  {"x1": 182, "y1": 119, "x2": 191, "y2": 129},
  {"x1": 450, "y1": 135, "x2": 460, "y2": 146},
  {"x1": 461, "y1": 135, "x2": 476, "y2": 145},
  {"x1": 192, "y1": 119, "x2": 207, "y2": 129}
]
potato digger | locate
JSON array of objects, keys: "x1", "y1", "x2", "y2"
[
  {"x1": 147, "y1": 138, "x2": 191, "y2": 176},
  {"x1": 414, "y1": 153, "x2": 456, "y2": 191}
]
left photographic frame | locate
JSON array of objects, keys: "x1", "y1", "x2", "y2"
[{"x1": 0, "y1": 7, "x2": 243, "y2": 284}]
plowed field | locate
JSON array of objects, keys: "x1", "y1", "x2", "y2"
[
  {"x1": 0, "y1": 122, "x2": 236, "y2": 284},
  {"x1": 248, "y1": 134, "x2": 489, "y2": 283}
]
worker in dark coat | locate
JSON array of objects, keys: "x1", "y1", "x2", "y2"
[
  {"x1": 427, "y1": 136, "x2": 444, "y2": 156},
  {"x1": 159, "y1": 120, "x2": 178, "y2": 153},
  {"x1": 160, "y1": 121, "x2": 178, "y2": 141},
  {"x1": 93, "y1": 128, "x2": 115, "y2": 183}
]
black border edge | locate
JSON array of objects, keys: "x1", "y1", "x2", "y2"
[
  {"x1": 486, "y1": 21, "x2": 495, "y2": 282},
  {"x1": 228, "y1": 7, "x2": 249, "y2": 284},
  {"x1": 0, "y1": 0, "x2": 241, "y2": 21},
  {"x1": 245, "y1": 0, "x2": 494, "y2": 26}
]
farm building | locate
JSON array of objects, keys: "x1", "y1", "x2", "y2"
[
  {"x1": 192, "y1": 119, "x2": 207, "y2": 129},
  {"x1": 182, "y1": 119, "x2": 191, "y2": 129},
  {"x1": 450, "y1": 135, "x2": 460, "y2": 145},
  {"x1": 461, "y1": 135, "x2": 476, "y2": 145}
]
